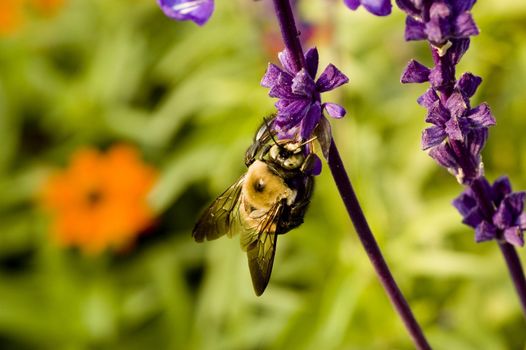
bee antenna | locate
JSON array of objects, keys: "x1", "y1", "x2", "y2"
[
  {"x1": 299, "y1": 136, "x2": 318, "y2": 147},
  {"x1": 263, "y1": 117, "x2": 279, "y2": 147}
]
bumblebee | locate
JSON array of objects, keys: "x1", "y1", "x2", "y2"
[{"x1": 193, "y1": 119, "x2": 316, "y2": 296}]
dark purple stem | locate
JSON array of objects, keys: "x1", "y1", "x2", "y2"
[
  {"x1": 499, "y1": 242, "x2": 526, "y2": 317},
  {"x1": 327, "y1": 140, "x2": 432, "y2": 350},
  {"x1": 271, "y1": 0, "x2": 306, "y2": 73}
]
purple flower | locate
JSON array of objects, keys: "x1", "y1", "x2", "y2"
[
  {"x1": 406, "y1": 70, "x2": 494, "y2": 184},
  {"x1": 344, "y1": 0, "x2": 392, "y2": 16},
  {"x1": 261, "y1": 48, "x2": 349, "y2": 140},
  {"x1": 417, "y1": 77, "x2": 495, "y2": 151},
  {"x1": 398, "y1": 0, "x2": 479, "y2": 46},
  {"x1": 158, "y1": 0, "x2": 214, "y2": 26},
  {"x1": 453, "y1": 177, "x2": 526, "y2": 246}
]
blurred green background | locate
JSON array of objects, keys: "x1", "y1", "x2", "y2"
[{"x1": 1, "y1": 0, "x2": 525, "y2": 349}]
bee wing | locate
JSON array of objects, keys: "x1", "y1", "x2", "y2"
[
  {"x1": 241, "y1": 201, "x2": 284, "y2": 296},
  {"x1": 192, "y1": 175, "x2": 245, "y2": 242}
]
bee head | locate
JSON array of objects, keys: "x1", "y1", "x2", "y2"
[{"x1": 269, "y1": 142, "x2": 305, "y2": 170}]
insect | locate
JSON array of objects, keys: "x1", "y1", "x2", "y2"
[{"x1": 192, "y1": 118, "x2": 317, "y2": 295}]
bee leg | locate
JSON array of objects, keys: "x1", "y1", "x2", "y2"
[{"x1": 277, "y1": 177, "x2": 314, "y2": 234}]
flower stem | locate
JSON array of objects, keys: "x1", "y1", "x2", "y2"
[
  {"x1": 327, "y1": 140, "x2": 432, "y2": 350},
  {"x1": 498, "y1": 242, "x2": 526, "y2": 318},
  {"x1": 270, "y1": 1, "x2": 431, "y2": 347},
  {"x1": 271, "y1": 0, "x2": 305, "y2": 73}
]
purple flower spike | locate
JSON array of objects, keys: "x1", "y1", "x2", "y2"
[
  {"x1": 344, "y1": 0, "x2": 392, "y2": 16},
  {"x1": 158, "y1": 0, "x2": 214, "y2": 26},
  {"x1": 262, "y1": 47, "x2": 349, "y2": 141},
  {"x1": 453, "y1": 177, "x2": 526, "y2": 246}
]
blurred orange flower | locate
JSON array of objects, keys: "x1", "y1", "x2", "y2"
[
  {"x1": 0, "y1": 0, "x2": 65, "y2": 36},
  {"x1": 0, "y1": 0, "x2": 24, "y2": 36},
  {"x1": 30, "y1": 0, "x2": 65, "y2": 16},
  {"x1": 40, "y1": 144, "x2": 158, "y2": 254}
]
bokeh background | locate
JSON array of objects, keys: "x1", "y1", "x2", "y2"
[{"x1": 1, "y1": 0, "x2": 525, "y2": 349}]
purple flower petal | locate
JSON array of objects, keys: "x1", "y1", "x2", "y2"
[
  {"x1": 261, "y1": 63, "x2": 285, "y2": 88},
  {"x1": 472, "y1": 174, "x2": 494, "y2": 201},
  {"x1": 395, "y1": 0, "x2": 420, "y2": 17},
  {"x1": 463, "y1": 207, "x2": 484, "y2": 228},
  {"x1": 417, "y1": 88, "x2": 439, "y2": 108},
  {"x1": 429, "y1": 62, "x2": 455, "y2": 90},
  {"x1": 422, "y1": 126, "x2": 446, "y2": 150},
  {"x1": 278, "y1": 49, "x2": 297, "y2": 75},
  {"x1": 503, "y1": 227, "x2": 524, "y2": 247},
  {"x1": 304, "y1": 48, "x2": 319, "y2": 79},
  {"x1": 269, "y1": 73, "x2": 294, "y2": 98},
  {"x1": 465, "y1": 103, "x2": 495, "y2": 128},
  {"x1": 316, "y1": 64, "x2": 349, "y2": 93},
  {"x1": 306, "y1": 153, "x2": 322, "y2": 176},
  {"x1": 405, "y1": 16, "x2": 427, "y2": 41},
  {"x1": 456, "y1": 72, "x2": 482, "y2": 98},
  {"x1": 323, "y1": 103, "x2": 346, "y2": 119},
  {"x1": 158, "y1": 0, "x2": 214, "y2": 26},
  {"x1": 506, "y1": 192, "x2": 526, "y2": 215},
  {"x1": 491, "y1": 176, "x2": 512, "y2": 204},
  {"x1": 428, "y1": 143, "x2": 458, "y2": 169},
  {"x1": 493, "y1": 199, "x2": 515, "y2": 229},
  {"x1": 311, "y1": 157, "x2": 322, "y2": 176},
  {"x1": 475, "y1": 221, "x2": 497, "y2": 243},
  {"x1": 401, "y1": 60, "x2": 430, "y2": 84},
  {"x1": 343, "y1": 0, "x2": 360, "y2": 10},
  {"x1": 455, "y1": 12, "x2": 479, "y2": 38},
  {"x1": 448, "y1": 39, "x2": 471, "y2": 66},
  {"x1": 444, "y1": 117, "x2": 464, "y2": 141},
  {"x1": 425, "y1": 19, "x2": 448, "y2": 46},
  {"x1": 453, "y1": 192, "x2": 477, "y2": 217},
  {"x1": 425, "y1": 102, "x2": 449, "y2": 126},
  {"x1": 292, "y1": 69, "x2": 316, "y2": 97},
  {"x1": 429, "y1": 2, "x2": 451, "y2": 20},
  {"x1": 361, "y1": 0, "x2": 392, "y2": 16},
  {"x1": 300, "y1": 102, "x2": 322, "y2": 140},
  {"x1": 466, "y1": 127, "x2": 488, "y2": 159},
  {"x1": 445, "y1": 92, "x2": 468, "y2": 119},
  {"x1": 452, "y1": 0, "x2": 476, "y2": 13},
  {"x1": 276, "y1": 99, "x2": 310, "y2": 121}
]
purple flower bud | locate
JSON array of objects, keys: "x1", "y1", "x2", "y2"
[{"x1": 158, "y1": 0, "x2": 214, "y2": 26}]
